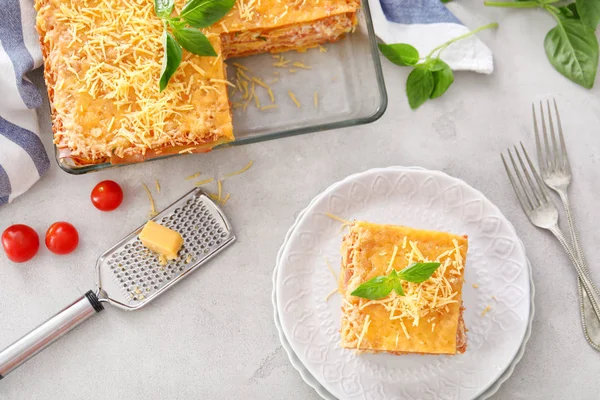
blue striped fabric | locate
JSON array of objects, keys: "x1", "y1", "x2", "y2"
[
  {"x1": 380, "y1": 0, "x2": 461, "y2": 24},
  {"x1": 0, "y1": 0, "x2": 49, "y2": 205}
]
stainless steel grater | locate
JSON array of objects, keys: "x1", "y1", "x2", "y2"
[{"x1": 0, "y1": 188, "x2": 235, "y2": 379}]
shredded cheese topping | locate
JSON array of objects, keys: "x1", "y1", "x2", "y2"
[
  {"x1": 356, "y1": 315, "x2": 371, "y2": 349},
  {"x1": 39, "y1": 0, "x2": 233, "y2": 162},
  {"x1": 349, "y1": 239, "x2": 464, "y2": 330}
]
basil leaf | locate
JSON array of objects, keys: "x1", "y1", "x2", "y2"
[
  {"x1": 351, "y1": 276, "x2": 394, "y2": 300},
  {"x1": 398, "y1": 262, "x2": 441, "y2": 283},
  {"x1": 393, "y1": 280, "x2": 405, "y2": 296},
  {"x1": 154, "y1": 0, "x2": 174, "y2": 18},
  {"x1": 378, "y1": 43, "x2": 420, "y2": 66},
  {"x1": 558, "y1": 5, "x2": 577, "y2": 20},
  {"x1": 159, "y1": 32, "x2": 183, "y2": 92},
  {"x1": 430, "y1": 62, "x2": 454, "y2": 99},
  {"x1": 544, "y1": 18, "x2": 599, "y2": 89},
  {"x1": 181, "y1": 0, "x2": 236, "y2": 28},
  {"x1": 427, "y1": 58, "x2": 449, "y2": 72},
  {"x1": 406, "y1": 67, "x2": 434, "y2": 109},
  {"x1": 577, "y1": 0, "x2": 600, "y2": 29},
  {"x1": 172, "y1": 27, "x2": 217, "y2": 56}
]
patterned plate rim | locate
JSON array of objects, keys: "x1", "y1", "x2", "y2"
[{"x1": 272, "y1": 166, "x2": 535, "y2": 400}]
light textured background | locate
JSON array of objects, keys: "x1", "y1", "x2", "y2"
[{"x1": 2, "y1": 1, "x2": 600, "y2": 399}]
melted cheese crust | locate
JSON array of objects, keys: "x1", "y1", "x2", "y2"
[
  {"x1": 212, "y1": 0, "x2": 360, "y2": 33},
  {"x1": 36, "y1": 0, "x2": 234, "y2": 163},
  {"x1": 339, "y1": 221, "x2": 468, "y2": 355},
  {"x1": 35, "y1": 0, "x2": 359, "y2": 164}
]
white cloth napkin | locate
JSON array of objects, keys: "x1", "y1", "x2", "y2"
[
  {"x1": 368, "y1": 0, "x2": 494, "y2": 74},
  {"x1": 0, "y1": 0, "x2": 48, "y2": 205}
]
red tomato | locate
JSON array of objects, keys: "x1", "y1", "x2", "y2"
[
  {"x1": 46, "y1": 222, "x2": 79, "y2": 255},
  {"x1": 91, "y1": 180, "x2": 123, "y2": 211},
  {"x1": 2, "y1": 224, "x2": 39, "y2": 263}
]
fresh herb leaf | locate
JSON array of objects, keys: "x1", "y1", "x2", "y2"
[
  {"x1": 181, "y1": 0, "x2": 236, "y2": 28},
  {"x1": 426, "y1": 58, "x2": 449, "y2": 71},
  {"x1": 398, "y1": 262, "x2": 442, "y2": 283},
  {"x1": 351, "y1": 262, "x2": 441, "y2": 300},
  {"x1": 393, "y1": 279, "x2": 405, "y2": 296},
  {"x1": 558, "y1": 5, "x2": 577, "y2": 19},
  {"x1": 577, "y1": 0, "x2": 600, "y2": 29},
  {"x1": 155, "y1": 0, "x2": 235, "y2": 90},
  {"x1": 350, "y1": 275, "x2": 394, "y2": 300},
  {"x1": 485, "y1": 1, "x2": 599, "y2": 89},
  {"x1": 430, "y1": 61, "x2": 454, "y2": 99},
  {"x1": 159, "y1": 32, "x2": 183, "y2": 92},
  {"x1": 154, "y1": 0, "x2": 175, "y2": 18},
  {"x1": 406, "y1": 66, "x2": 435, "y2": 109},
  {"x1": 378, "y1": 43, "x2": 420, "y2": 66},
  {"x1": 544, "y1": 18, "x2": 599, "y2": 88},
  {"x1": 257, "y1": 36, "x2": 268, "y2": 41},
  {"x1": 172, "y1": 27, "x2": 217, "y2": 56}
]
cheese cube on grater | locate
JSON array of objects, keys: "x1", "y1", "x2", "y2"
[{"x1": 0, "y1": 188, "x2": 235, "y2": 379}]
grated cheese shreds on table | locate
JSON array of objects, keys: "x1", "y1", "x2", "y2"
[
  {"x1": 194, "y1": 178, "x2": 214, "y2": 186},
  {"x1": 287, "y1": 91, "x2": 301, "y2": 107},
  {"x1": 141, "y1": 183, "x2": 157, "y2": 217},
  {"x1": 224, "y1": 160, "x2": 253, "y2": 178},
  {"x1": 185, "y1": 172, "x2": 201, "y2": 180},
  {"x1": 325, "y1": 288, "x2": 338, "y2": 301}
]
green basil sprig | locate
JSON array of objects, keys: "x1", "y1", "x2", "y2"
[
  {"x1": 350, "y1": 262, "x2": 442, "y2": 300},
  {"x1": 154, "y1": 0, "x2": 235, "y2": 91},
  {"x1": 485, "y1": 0, "x2": 599, "y2": 89},
  {"x1": 378, "y1": 23, "x2": 498, "y2": 109}
]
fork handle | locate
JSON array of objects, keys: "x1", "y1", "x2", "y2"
[
  {"x1": 549, "y1": 225, "x2": 600, "y2": 323},
  {"x1": 555, "y1": 190, "x2": 600, "y2": 350}
]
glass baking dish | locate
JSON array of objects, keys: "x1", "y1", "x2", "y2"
[{"x1": 56, "y1": 0, "x2": 387, "y2": 174}]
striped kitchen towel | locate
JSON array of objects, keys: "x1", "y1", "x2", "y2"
[
  {"x1": 369, "y1": 0, "x2": 494, "y2": 74},
  {"x1": 0, "y1": 0, "x2": 49, "y2": 206}
]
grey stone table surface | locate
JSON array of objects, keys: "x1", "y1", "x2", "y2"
[{"x1": 1, "y1": 2, "x2": 600, "y2": 399}]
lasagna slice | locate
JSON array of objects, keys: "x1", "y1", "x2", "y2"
[
  {"x1": 212, "y1": 0, "x2": 360, "y2": 58},
  {"x1": 35, "y1": 0, "x2": 234, "y2": 165},
  {"x1": 339, "y1": 221, "x2": 468, "y2": 355}
]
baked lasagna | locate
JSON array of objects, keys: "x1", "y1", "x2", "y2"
[
  {"x1": 34, "y1": 0, "x2": 361, "y2": 165},
  {"x1": 339, "y1": 221, "x2": 468, "y2": 355}
]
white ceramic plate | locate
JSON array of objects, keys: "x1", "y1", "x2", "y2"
[{"x1": 274, "y1": 167, "x2": 532, "y2": 400}]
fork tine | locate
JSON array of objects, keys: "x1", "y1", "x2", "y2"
[
  {"x1": 540, "y1": 101, "x2": 553, "y2": 170},
  {"x1": 507, "y1": 148, "x2": 536, "y2": 210},
  {"x1": 532, "y1": 103, "x2": 545, "y2": 171},
  {"x1": 546, "y1": 99, "x2": 560, "y2": 169},
  {"x1": 514, "y1": 144, "x2": 544, "y2": 207},
  {"x1": 553, "y1": 98, "x2": 571, "y2": 173},
  {"x1": 501, "y1": 153, "x2": 531, "y2": 213},
  {"x1": 520, "y1": 141, "x2": 550, "y2": 203}
]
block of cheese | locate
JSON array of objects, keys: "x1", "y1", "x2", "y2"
[{"x1": 139, "y1": 221, "x2": 183, "y2": 260}]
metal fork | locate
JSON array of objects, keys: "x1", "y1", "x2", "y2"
[
  {"x1": 501, "y1": 144, "x2": 600, "y2": 327},
  {"x1": 533, "y1": 99, "x2": 600, "y2": 350}
]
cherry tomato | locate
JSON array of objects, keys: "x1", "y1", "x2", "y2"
[
  {"x1": 91, "y1": 180, "x2": 123, "y2": 211},
  {"x1": 45, "y1": 222, "x2": 79, "y2": 255},
  {"x1": 2, "y1": 224, "x2": 40, "y2": 263}
]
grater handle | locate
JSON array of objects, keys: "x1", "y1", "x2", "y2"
[{"x1": 0, "y1": 290, "x2": 104, "y2": 379}]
